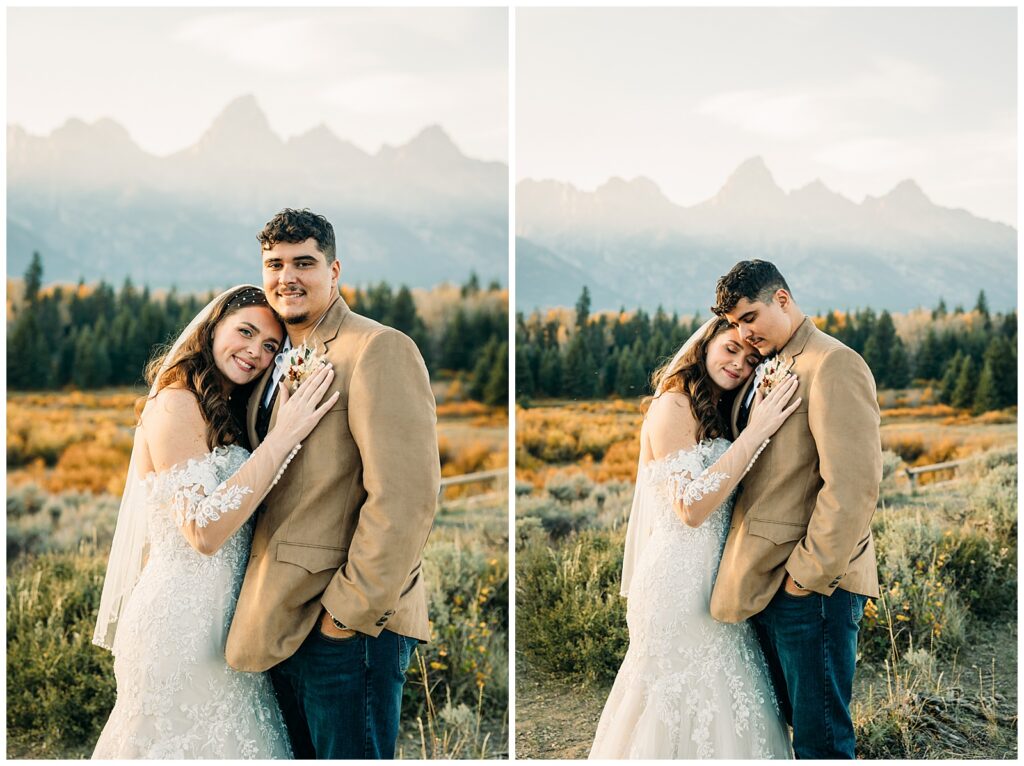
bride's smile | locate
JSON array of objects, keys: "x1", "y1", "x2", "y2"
[{"x1": 211, "y1": 305, "x2": 283, "y2": 387}]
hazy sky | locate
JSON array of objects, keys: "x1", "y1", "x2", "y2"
[
  {"x1": 518, "y1": 7, "x2": 1016, "y2": 226},
  {"x1": 8, "y1": 7, "x2": 507, "y2": 161}
]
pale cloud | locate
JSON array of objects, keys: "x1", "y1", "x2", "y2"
[
  {"x1": 322, "y1": 74, "x2": 458, "y2": 116},
  {"x1": 695, "y1": 90, "x2": 826, "y2": 140},
  {"x1": 695, "y1": 58, "x2": 942, "y2": 142},
  {"x1": 172, "y1": 12, "x2": 337, "y2": 74},
  {"x1": 813, "y1": 138, "x2": 928, "y2": 175},
  {"x1": 846, "y1": 56, "x2": 942, "y2": 111}
]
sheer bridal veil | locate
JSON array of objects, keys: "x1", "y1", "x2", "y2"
[
  {"x1": 619, "y1": 317, "x2": 717, "y2": 598},
  {"x1": 92, "y1": 285, "x2": 260, "y2": 651}
]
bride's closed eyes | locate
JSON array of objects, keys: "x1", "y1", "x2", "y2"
[{"x1": 724, "y1": 340, "x2": 760, "y2": 370}]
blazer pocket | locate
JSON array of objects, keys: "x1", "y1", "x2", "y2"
[
  {"x1": 746, "y1": 518, "x2": 807, "y2": 545},
  {"x1": 276, "y1": 542, "x2": 346, "y2": 573}
]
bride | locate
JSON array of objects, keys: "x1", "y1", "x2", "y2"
[
  {"x1": 92, "y1": 285, "x2": 338, "y2": 759},
  {"x1": 589, "y1": 318, "x2": 800, "y2": 759}
]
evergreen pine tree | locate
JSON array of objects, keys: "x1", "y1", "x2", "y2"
[
  {"x1": 482, "y1": 341, "x2": 508, "y2": 406},
  {"x1": 563, "y1": 332, "x2": 597, "y2": 398},
  {"x1": 915, "y1": 328, "x2": 942, "y2": 380},
  {"x1": 389, "y1": 286, "x2": 418, "y2": 334},
  {"x1": 978, "y1": 335, "x2": 1016, "y2": 409},
  {"x1": 538, "y1": 347, "x2": 563, "y2": 397},
  {"x1": 7, "y1": 309, "x2": 42, "y2": 389},
  {"x1": 951, "y1": 355, "x2": 978, "y2": 409},
  {"x1": 56, "y1": 328, "x2": 77, "y2": 388},
  {"x1": 72, "y1": 326, "x2": 97, "y2": 389},
  {"x1": 974, "y1": 290, "x2": 989, "y2": 317},
  {"x1": 862, "y1": 310, "x2": 896, "y2": 384},
  {"x1": 469, "y1": 337, "x2": 498, "y2": 401},
  {"x1": 888, "y1": 338, "x2": 911, "y2": 389},
  {"x1": 574, "y1": 286, "x2": 591, "y2": 330},
  {"x1": 615, "y1": 347, "x2": 647, "y2": 396},
  {"x1": 515, "y1": 343, "x2": 535, "y2": 399},
  {"x1": 973, "y1": 360, "x2": 998, "y2": 414},
  {"x1": 24, "y1": 251, "x2": 43, "y2": 304},
  {"x1": 601, "y1": 348, "x2": 620, "y2": 396},
  {"x1": 937, "y1": 351, "x2": 963, "y2": 405},
  {"x1": 461, "y1": 271, "x2": 481, "y2": 298},
  {"x1": 441, "y1": 308, "x2": 470, "y2": 371}
]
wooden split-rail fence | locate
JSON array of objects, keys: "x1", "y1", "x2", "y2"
[
  {"x1": 904, "y1": 459, "x2": 967, "y2": 489},
  {"x1": 438, "y1": 467, "x2": 508, "y2": 498}
]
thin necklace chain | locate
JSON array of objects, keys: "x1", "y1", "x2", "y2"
[{"x1": 302, "y1": 293, "x2": 341, "y2": 346}]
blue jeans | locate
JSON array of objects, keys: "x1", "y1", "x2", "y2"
[
  {"x1": 751, "y1": 586, "x2": 867, "y2": 759},
  {"x1": 269, "y1": 627, "x2": 419, "y2": 759}
]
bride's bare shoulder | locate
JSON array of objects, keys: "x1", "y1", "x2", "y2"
[
  {"x1": 141, "y1": 386, "x2": 203, "y2": 430},
  {"x1": 645, "y1": 391, "x2": 699, "y2": 455},
  {"x1": 647, "y1": 391, "x2": 694, "y2": 422}
]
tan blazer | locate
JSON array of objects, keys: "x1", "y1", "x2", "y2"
[
  {"x1": 710, "y1": 317, "x2": 882, "y2": 624},
  {"x1": 225, "y1": 297, "x2": 440, "y2": 672}
]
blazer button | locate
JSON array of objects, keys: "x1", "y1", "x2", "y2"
[
  {"x1": 384, "y1": 610, "x2": 395, "y2": 616},
  {"x1": 375, "y1": 619, "x2": 386, "y2": 627}
]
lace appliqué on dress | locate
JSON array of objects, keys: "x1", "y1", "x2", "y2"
[
  {"x1": 93, "y1": 445, "x2": 291, "y2": 759},
  {"x1": 590, "y1": 439, "x2": 791, "y2": 760},
  {"x1": 146, "y1": 448, "x2": 255, "y2": 529},
  {"x1": 652, "y1": 442, "x2": 731, "y2": 508}
]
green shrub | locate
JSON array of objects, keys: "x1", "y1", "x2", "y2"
[
  {"x1": 410, "y1": 533, "x2": 508, "y2": 722},
  {"x1": 544, "y1": 472, "x2": 594, "y2": 503},
  {"x1": 515, "y1": 525, "x2": 628, "y2": 685},
  {"x1": 517, "y1": 496, "x2": 592, "y2": 540},
  {"x1": 862, "y1": 456, "x2": 1016, "y2": 662},
  {"x1": 7, "y1": 547, "x2": 116, "y2": 758},
  {"x1": 6, "y1": 490, "x2": 118, "y2": 559}
]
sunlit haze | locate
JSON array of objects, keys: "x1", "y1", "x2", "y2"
[
  {"x1": 9, "y1": 7, "x2": 507, "y2": 161},
  {"x1": 518, "y1": 7, "x2": 1015, "y2": 226}
]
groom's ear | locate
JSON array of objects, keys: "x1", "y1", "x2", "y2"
[
  {"x1": 330, "y1": 258, "x2": 341, "y2": 287},
  {"x1": 774, "y1": 289, "x2": 792, "y2": 311}
]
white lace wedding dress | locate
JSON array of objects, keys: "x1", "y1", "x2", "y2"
[
  {"x1": 92, "y1": 445, "x2": 292, "y2": 759},
  {"x1": 589, "y1": 438, "x2": 792, "y2": 759}
]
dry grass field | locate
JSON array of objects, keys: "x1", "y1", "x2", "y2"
[{"x1": 6, "y1": 389, "x2": 509, "y2": 759}]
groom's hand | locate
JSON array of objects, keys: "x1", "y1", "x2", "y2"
[
  {"x1": 318, "y1": 608, "x2": 357, "y2": 639},
  {"x1": 783, "y1": 573, "x2": 811, "y2": 596}
]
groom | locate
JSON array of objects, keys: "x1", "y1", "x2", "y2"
[
  {"x1": 225, "y1": 208, "x2": 441, "y2": 759},
  {"x1": 709, "y1": 260, "x2": 882, "y2": 759}
]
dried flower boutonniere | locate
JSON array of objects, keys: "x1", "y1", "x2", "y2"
[
  {"x1": 275, "y1": 343, "x2": 328, "y2": 392},
  {"x1": 759, "y1": 356, "x2": 795, "y2": 394}
]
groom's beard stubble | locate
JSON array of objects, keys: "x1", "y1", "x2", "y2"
[{"x1": 283, "y1": 313, "x2": 309, "y2": 326}]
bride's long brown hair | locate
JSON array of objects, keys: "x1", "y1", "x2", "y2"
[
  {"x1": 134, "y1": 287, "x2": 281, "y2": 450},
  {"x1": 642, "y1": 318, "x2": 745, "y2": 443}
]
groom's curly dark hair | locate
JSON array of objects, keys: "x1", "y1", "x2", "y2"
[
  {"x1": 712, "y1": 260, "x2": 791, "y2": 316},
  {"x1": 258, "y1": 208, "x2": 337, "y2": 264}
]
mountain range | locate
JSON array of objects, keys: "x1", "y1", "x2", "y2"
[
  {"x1": 517, "y1": 157, "x2": 1016, "y2": 313},
  {"x1": 8, "y1": 95, "x2": 507, "y2": 290}
]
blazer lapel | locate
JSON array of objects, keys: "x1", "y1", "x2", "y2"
[
  {"x1": 315, "y1": 294, "x2": 351, "y2": 352},
  {"x1": 780, "y1": 316, "x2": 816, "y2": 364}
]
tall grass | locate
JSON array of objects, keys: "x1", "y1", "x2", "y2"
[
  {"x1": 6, "y1": 542, "x2": 115, "y2": 758},
  {"x1": 7, "y1": 495, "x2": 509, "y2": 759}
]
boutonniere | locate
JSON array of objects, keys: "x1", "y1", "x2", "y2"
[
  {"x1": 759, "y1": 356, "x2": 795, "y2": 394},
  {"x1": 276, "y1": 343, "x2": 327, "y2": 392}
]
